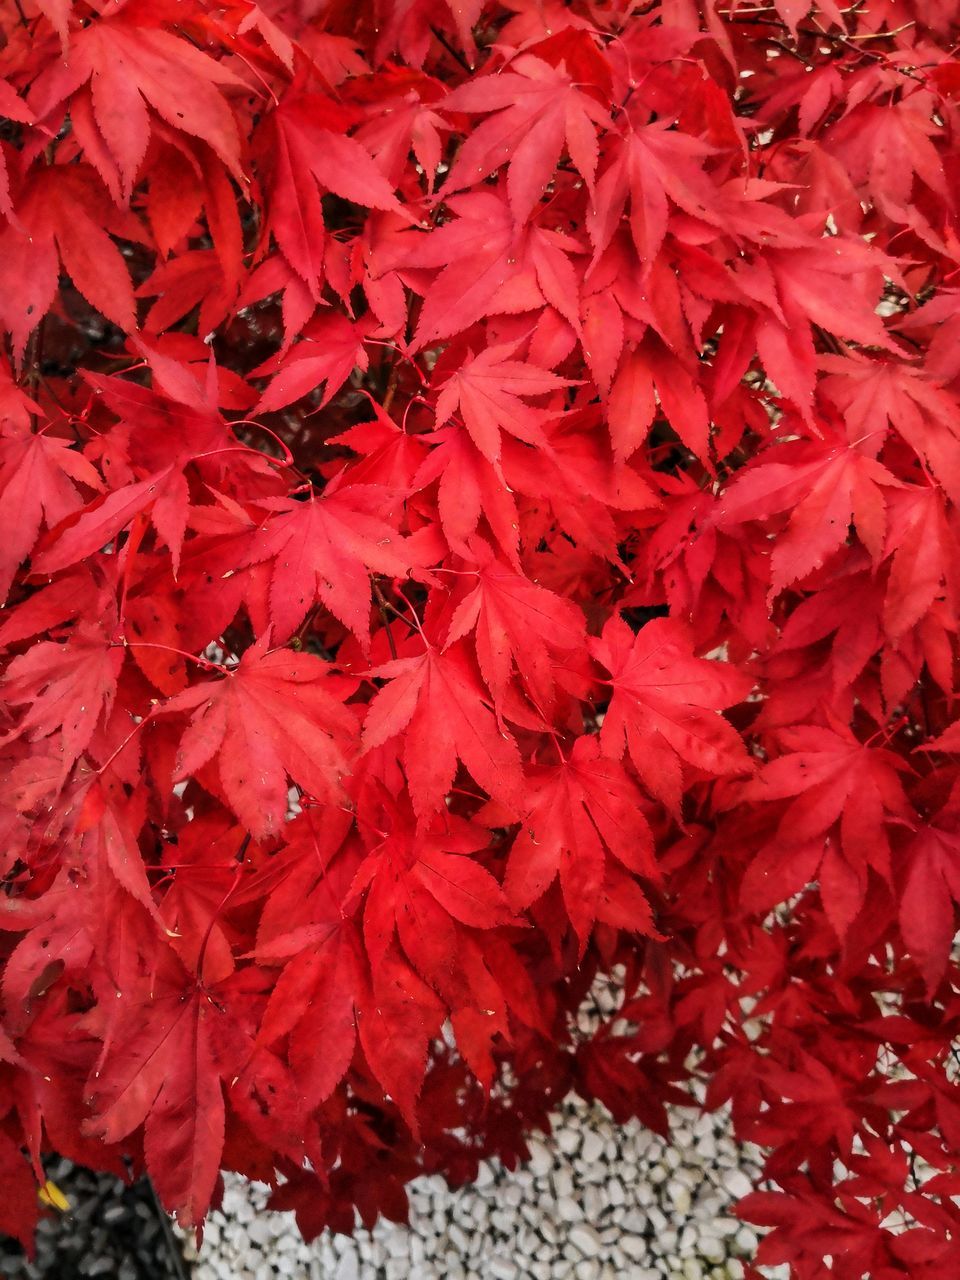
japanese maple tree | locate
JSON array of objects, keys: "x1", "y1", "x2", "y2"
[{"x1": 3, "y1": 0, "x2": 960, "y2": 1275}]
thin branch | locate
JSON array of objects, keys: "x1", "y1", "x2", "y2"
[{"x1": 430, "y1": 24, "x2": 473, "y2": 73}]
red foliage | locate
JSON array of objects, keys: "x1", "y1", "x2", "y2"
[{"x1": 2, "y1": 0, "x2": 960, "y2": 1274}]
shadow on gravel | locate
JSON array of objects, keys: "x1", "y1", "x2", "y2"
[{"x1": 0, "y1": 1158, "x2": 189, "y2": 1280}]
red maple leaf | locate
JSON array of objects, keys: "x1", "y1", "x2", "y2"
[
  {"x1": 241, "y1": 480, "x2": 418, "y2": 648},
  {"x1": 499, "y1": 736, "x2": 659, "y2": 944},
  {"x1": 158, "y1": 635, "x2": 358, "y2": 838},
  {"x1": 441, "y1": 53, "x2": 608, "y2": 224},
  {"x1": 361, "y1": 639, "x2": 524, "y2": 821},
  {"x1": 591, "y1": 616, "x2": 752, "y2": 812}
]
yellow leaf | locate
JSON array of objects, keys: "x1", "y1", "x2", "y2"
[{"x1": 38, "y1": 1180, "x2": 70, "y2": 1212}]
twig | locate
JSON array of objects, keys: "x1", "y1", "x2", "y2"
[
  {"x1": 430, "y1": 24, "x2": 472, "y2": 73},
  {"x1": 147, "y1": 1179, "x2": 192, "y2": 1280}
]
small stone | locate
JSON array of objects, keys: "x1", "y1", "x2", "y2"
[
  {"x1": 678, "y1": 1229, "x2": 697, "y2": 1257},
  {"x1": 721, "y1": 1170, "x2": 753, "y2": 1201},
  {"x1": 557, "y1": 1196, "x2": 583, "y2": 1222},
  {"x1": 622, "y1": 1209, "x2": 651, "y2": 1233},
  {"x1": 490, "y1": 1209, "x2": 516, "y2": 1234},
  {"x1": 696, "y1": 1134, "x2": 717, "y2": 1161},
  {"x1": 386, "y1": 1234, "x2": 410, "y2": 1259},
  {"x1": 335, "y1": 1247, "x2": 359, "y2": 1280},
  {"x1": 734, "y1": 1226, "x2": 757, "y2": 1254},
  {"x1": 621, "y1": 1235, "x2": 648, "y2": 1262},
  {"x1": 583, "y1": 1186, "x2": 602, "y2": 1221},
  {"x1": 699, "y1": 1236, "x2": 725, "y2": 1264},
  {"x1": 568, "y1": 1224, "x2": 602, "y2": 1258},
  {"x1": 557, "y1": 1128, "x2": 581, "y2": 1156},
  {"x1": 540, "y1": 1219, "x2": 559, "y2": 1245},
  {"x1": 580, "y1": 1130, "x2": 605, "y2": 1163},
  {"x1": 526, "y1": 1138, "x2": 553, "y2": 1177},
  {"x1": 246, "y1": 1217, "x2": 272, "y2": 1246},
  {"x1": 488, "y1": 1259, "x2": 518, "y2": 1280},
  {"x1": 448, "y1": 1224, "x2": 470, "y2": 1252},
  {"x1": 667, "y1": 1180, "x2": 691, "y2": 1215}
]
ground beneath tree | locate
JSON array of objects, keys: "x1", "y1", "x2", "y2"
[{"x1": 0, "y1": 1158, "x2": 188, "y2": 1280}]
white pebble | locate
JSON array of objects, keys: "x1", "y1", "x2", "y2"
[
  {"x1": 527, "y1": 1138, "x2": 553, "y2": 1177},
  {"x1": 721, "y1": 1170, "x2": 753, "y2": 1200},
  {"x1": 489, "y1": 1260, "x2": 518, "y2": 1280},
  {"x1": 557, "y1": 1128, "x2": 581, "y2": 1156},
  {"x1": 622, "y1": 1235, "x2": 648, "y2": 1261},
  {"x1": 734, "y1": 1226, "x2": 757, "y2": 1253},
  {"x1": 568, "y1": 1224, "x2": 602, "y2": 1258},
  {"x1": 557, "y1": 1196, "x2": 583, "y2": 1221},
  {"x1": 580, "y1": 1130, "x2": 605, "y2": 1163}
]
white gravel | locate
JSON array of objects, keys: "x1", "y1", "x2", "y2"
[{"x1": 181, "y1": 1086, "x2": 785, "y2": 1280}]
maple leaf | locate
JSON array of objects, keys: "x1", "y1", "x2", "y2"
[
  {"x1": 1, "y1": 626, "x2": 123, "y2": 775},
  {"x1": 413, "y1": 427, "x2": 523, "y2": 566},
  {"x1": 31, "y1": 467, "x2": 188, "y2": 578},
  {"x1": 608, "y1": 337, "x2": 711, "y2": 461},
  {"x1": 591, "y1": 616, "x2": 752, "y2": 812},
  {"x1": 356, "y1": 946, "x2": 444, "y2": 1135},
  {"x1": 819, "y1": 356, "x2": 960, "y2": 506},
  {"x1": 825, "y1": 100, "x2": 950, "y2": 222},
  {"x1": 397, "y1": 189, "x2": 526, "y2": 349},
  {"x1": 0, "y1": 429, "x2": 103, "y2": 602},
  {"x1": 0, "y1": 1131, "x2": 39, "y2": 1251},
  {"x1": 899, "y1": 817, "x2": 960, "y2": 997},
  {"x1": 240, "y1": 481, "x2": 417, "y2": 648},
  {"x1": 258, "y1": 922, "x2": 366, "y2": 1108},
  {"x1": 0, "y1": 166, "x2": 143, "y2": 359},
  {"x1": 257, "y1": 94, "x2": 412, "y2": 299},
  {"x1": 350, "y1": 799, "x2": 513, "y2": 1000},
  {"x1": 253, "y1": 312, "x2": 370, "y2": 415},
  {"x1": 443, "y1": 537, "x2": 586, "y2": 716},
  {"x1": 0, "y1": 79, "x2": 33, "y2": 225},
  {"x1": 499, "y1": 736, "x2": 659, "y2": 944},
  {"x1": 158, "y1": 635, "x2": 358, "y2": 838},
  {"x1": 29, "y1": 16, "x2": 247, "y2": 199},
  {"x1": 441, "y1": 53, "x2": 607, "y2": 224},
  {"x1": 883, "y1": 485, "x2": 958, "y2": 644},
  {"x1": 716, "y1": 433, "x2": 900, "y2": 598},
  {"x1": 742, "y1": 722, "x2": 914, "y2": 936},
  {"x1": 587, "y1": 122, "x2": 720, "y2": 264},
  {"x1": 434, "y1": 338, "x2": 574, "y2": 470},
  {"x1": 361, "y1": 640, "x2": 524, "y2": 821},
  {"x1": 773, "y1": 565, "x2": 884, "y2": 693},
  {"x1": 82, "y1": 953, "x2": 231, "y2": 1230},
  {"x1": 353, "y1": 69, "x2": 448, "y2": 193}
]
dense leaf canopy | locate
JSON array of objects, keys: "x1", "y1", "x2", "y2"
[{"x1": 3, "y1": 0, "x2": 960, "y2": 1274}]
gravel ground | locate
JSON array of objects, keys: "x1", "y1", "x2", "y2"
[
  {"x1": 0, "y1": 1157, "x2": 188, "y2": 1280},
  {"x1": 182, "y1": 1090, "x2": 780, "y2": 1280}
]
